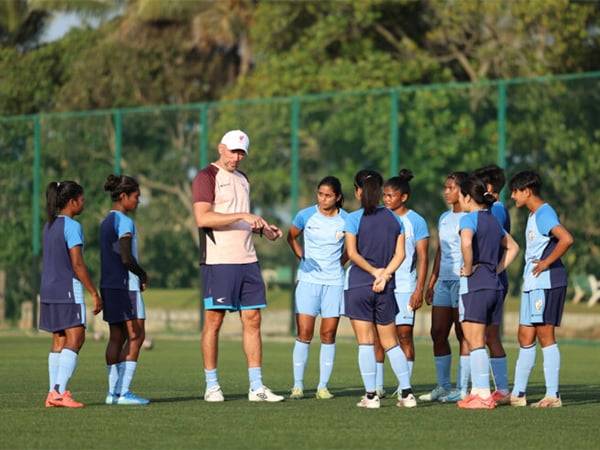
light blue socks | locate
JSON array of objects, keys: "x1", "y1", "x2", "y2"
[
  {"x1": 119, "y1": 361, "x2": 138, "y2": 395},
  {"x1": 490, "y1": 356, "x2": 509, "y2": 392},
  {"x1": 293, "y1": 340, "x2": 310, "y2": 389},
  {"x1": 318, "y1": 343, "x2": 335, "y2": 389},
  {"x1": 435, "y1": 354, "x2": 452, "y2": 390},
  {"x1": 249, "y1": 367, "x2": 263, "y2": 391},
  {"x1": 55, "y1": 348, "x2": 78, "y2": 394},
  {"x1": 542, "y1": 344, "x2": 560, "y2": 398},
  {"x1": 48, "y1": 352, "x2": 60, "y2": 392},
  {"x1": 375, "y1": 362, "x2": 384, "y2": 391},
  {"x1": 358, "y1": 345, "x2": 376, "y2": 392},
  {"x1": 512, "y1": 345, "x2": 536, "y2": 396},
  {"x1": 458, "y1": 355, "x2": 470, "y2": 394},
  {"x1": 204, "y1": 368, "x2": 219, "y2": 390},
  {"x1": 386, "y1": 345, "x2": 411, "y2": 390},
  {"x1": 107, "y1": 364, "x2": 120, "y2": 395}
]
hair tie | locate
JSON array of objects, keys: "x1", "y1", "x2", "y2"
[{"x1": 56, "y1": 182, "x2": 61, "y2": 188}]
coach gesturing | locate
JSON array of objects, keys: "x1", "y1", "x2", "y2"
[{"x1": 192, "y1": 130, "x2": 284, "y2": 402}]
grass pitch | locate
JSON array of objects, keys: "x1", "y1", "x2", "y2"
[{"x1": 0, "y1": 335, "x2": 598, "y2": 450}]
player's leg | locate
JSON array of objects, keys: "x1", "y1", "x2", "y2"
[
  {"x1": 373, "y1": 331, "x2": 386, "y2": 397},
  {"x1": 50, "y1": 323, "x2": 86, "y2": 408},
  {"x1": 351, "y1": 318, "x2": 380, "y2": 408},
  {"x1": 202, "y1": 310, "x2": 226, "y2": 401},
  {"x1": 511, "y1": 291, "x2": 538, "y2": 406},
  {"x1": 116, "y1": 318, "x2": 148, "y2": 405},
  {"x1": 316, "y1": 284, "x2": 342, "y2": 399},
  {"x1": 45, "y1": 331, "x2": 65, "y2": 407},
  {"x1": 487, "y1": 288, "x2": 509, "y2": 404},
  {"x1": 291, "y1": 281, "x2": 318, "y2": 398},
  {"x1": 105, "y1": 323, "x2": 126, "y2": 403},
  {"x1": 395, "y1": 291, "x2": 416, "y2": 379}
]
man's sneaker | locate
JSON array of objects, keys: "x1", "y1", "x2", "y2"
[
  {"x1": 105, "y1": 392, "x2": 119, "y2": 405},
  {"x1": 396, "y1": 393, "x2": 417, "y2": 408},
  {"x1": 116, "y1": 392, "x2": 150, "y2": 405},
  {"x1": 289, "y1": 387, "x2": 304, "y2": 399},
  {"x1": 457, "y1": 394, "x2": 496, "y2": 409},
  {"x1": 440, "y1": 389, "x2": 466, "y2": 403},
  {"x1": 315, "y1": 388, "x2": 334, "y2": 400},
  {"x1": 248, "y1": 386, "x2": 284, "y2": 402},
  {"x1": 204, "y1": 385, "x2": 225, "y2": 402},
  {"x1": 45, "y1": 392, "x2": 55, "y2": 407},
  {"x1": 492, "y1": 390, "x2": 511, "y2": 406},
  {"x1": 376, "y1": 387, "x2": 386, "y2": 399},
  {"x1": 48, "y1": 390, "x2": 84, "y2": 408},
  {"x1": 510, "y1": 394, "x2": 527, "y2": 407},
  {"x1": 356, "y1": 394, "x2": 380, "y2": 409},
  {"x1": 530, "y1": 396, "x2": 562, "y2": 408},
  {"x1": 419, "y1": 385, "x2": 448, "y2": 402}
]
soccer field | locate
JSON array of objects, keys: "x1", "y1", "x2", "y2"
[{"x1": 1, "y1": 336, "x2": 598, "y2": 450}]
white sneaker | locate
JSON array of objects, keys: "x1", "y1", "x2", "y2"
[
  {"x1": 418, "y1": 385, "x2": 448, "y2": 402},
  {"x1": 204, "y1": 385, "x2": 225, "y2": 402},
  {"x1": 356, "y1": 394, "x2": 380, "y2": 409},
  {"x1": 397, "y1": 393, "x2": 417, "y2": 408},
  {"x1": 248, "y1": 386, "x2": 284, "y2": 402}
]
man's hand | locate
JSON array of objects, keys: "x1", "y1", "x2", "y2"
[
  {"x1": 262, "y1": 224, "x2": 283, "y2": 241},
  {"x1": 241, "y1": 213, "x2": 270, "y2": 230},
  {"x1": 532, "y1": 259, "x2": 550, "y2": 277}
]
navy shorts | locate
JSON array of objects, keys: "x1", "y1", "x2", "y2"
[
  {"x1": 201, "y1": 263, "x2": 266, "y2": 311},
  {"x1": 101, "y1": 288, "x2": 146, "y2": 324},
  {"x1": 39, "y1": 302, "x2": 86, "y2": 333},
  {"x1": 344, "y1": 286, "x2": 399, "y2": 325},
  {"x1": 459, "y1": 289, "x2": 502, "y2": 325},
  {"x1": 520, "y1": 287, "x2": 566, "y2": 327}
]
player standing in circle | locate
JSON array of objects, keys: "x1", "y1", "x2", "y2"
[
  {"x1": 379, "y1": 169, "x2": 429, "y2": 395},
  {"x1": 473, "y1": 164, "x2": 512, "y2": 404},
  {"x1": 192, "y1": 130, "x2": 284, "y2": 402},
  {"x1": 287, "y1": 176, "x2": 347, "y2": 400},
  {"x1": 509, "y1": 171, "x2": 573, "y2": 408},
  {"x1": 100, "y1": 174, "x2": 149, "y2": 406},
  {"x1": 344, "y1": 169, "x2": 416, "y2": 409},
  {"x1": 422, "y1": 172, "x2": 469, "y2": 403},
  {"x1": 456, "y1": 175, "x2": 519, "y2": 409},
  {"x1": 40, "y1": 181, "x2": 102, "y2": 408}
]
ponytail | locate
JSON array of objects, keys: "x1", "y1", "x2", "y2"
[
  {"x1": 46, "y1": 180, "x2": 84, "y2": 222},
  {"x1": 459, "y1": 174, "x2": 495, "y2": 208},
  {"x1": 354, "y1": 169, "x2": 383, "y2": 215},
  {"x1": 384, "y1": 168, "x2": 414, "y2": 196}
]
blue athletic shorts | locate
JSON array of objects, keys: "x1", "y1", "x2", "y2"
[
  {"x1": 201, "y1": 262, "x2": 266, "y2": 311},
  {"x1": 433, "y1": 280, "x2": 460, "y2": 308},
  {"x1": 39, "y1": 303, "x2": 86, "y2": 333},
  {"x1": 101, "y1": 288, "x2": 146, "y2": 324},
  {"x1": 459, "y1": 289, "x2": 502, "y2": 325},
  {"x1": 344, "y1": 286, "x2": 398, "y2": 325},
  {"x1": 520, "y1": 287, "x2": 566, "y2": 327},
  {"x1": 295, "y1": 281, "x2": 343, "y2": 318},
  {"x1": 394, "y1": 291, "x2": 415, "y2": 326}
]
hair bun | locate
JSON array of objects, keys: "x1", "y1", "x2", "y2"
[
  {"x1": 398, "y1": 169, "x2": 414, "y2": 182},
  {"x1": 104, "y1": 174, "x2": 121, "y2": 192}
]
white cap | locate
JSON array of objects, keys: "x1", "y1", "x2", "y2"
[{"x1": 220, "y1": 130, "x2": 250, "y2": 153}]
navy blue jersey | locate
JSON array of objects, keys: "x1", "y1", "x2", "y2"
[
  {"x1": 491, "y1": 201, "x2": 511, "y2": 233},
  {"x1": 344, "y1": 207, "x2": 403, "y2": 290},
  {"x1": 100, "y1": 211, "x2": 140, "y2": 291},
  {"x1": 459, "y1": 210, "x2": 505, "y2": 294},
  {"x1": 40, "y1": 216, "x2": 85, "y2": 304}
]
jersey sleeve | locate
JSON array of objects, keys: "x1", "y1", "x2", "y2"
[
  {"x1": 192, "y1": 167, "x2": 216, "y2": 204},
  {"x1": 344, "y1": 211, "x2": 362, "y2": 235},
  {"x1": 64, "y1": 219, "x2": 84, "y2": 249},
  {"x1": 292, "y1": 206, "x2": 315, "y2": 230},
  {"x1": 459, "y1": 213, "x2": 477, "y2": 232},
  {"x1": 413, "y1": 215, "x2": 429, "y2": 241},
  {"x1": 115, "y1": 213, "x2": 135, "y2": 238},
  {"x1": 537, "y1": 205, "x2": 561, "y2": 236}
]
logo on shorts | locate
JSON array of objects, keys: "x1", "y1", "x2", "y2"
[
  {"x1": 335, "y1": 231, "x2": 345, "y2": 241},
  {"x1": 535, "y1": 298, "x2": 543, "y2": 311},
  {"x1": 216, "y1": 297, "x2": 226, "y2": 304}
]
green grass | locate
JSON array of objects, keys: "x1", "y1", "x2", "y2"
[{"x1": 1, "y1": 335, "x2": 599, "y2": 449}]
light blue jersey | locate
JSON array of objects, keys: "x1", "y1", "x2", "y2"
[
  {"x1": 292, "y1": 205, "x2": 348, "y2": 286},
  {"x1": 437, "y1": 210, "x2": 466, "y2": 281},
  {"x1": 522, "y1": 203, "x2": 567, "y2": 292},
  {"x1": 393, "y1": 210, "x2": 429, "y2": 293}
]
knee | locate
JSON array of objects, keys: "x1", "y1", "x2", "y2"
[
  {"x1": 129, "y1": 329, "x2": 145, "y2": 344},
  {"x1": 397, "y1": 332, "x2": 412, "y2": 347},
  {"x1": 242, "y1": 312, "x2": 261, "y2": 333},
  {"x1": 297, "y1": 328, "x2": 313, "y2": 342},
  {"x1": 430, "y1": 327, "x2": 447, "y2": 344},
  {"x1": 203, "y1": 316, "x2": 224, "y2": 334},
  {"x1": 320, "y1": 330, "x2": 336, "y2": 344}
]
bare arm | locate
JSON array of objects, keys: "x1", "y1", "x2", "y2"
[
  {"x1": 425, "y1": 245, "x2": 441, "y2": 305},
  {"x1": 460, "y1": 229, "x2": 474, "y2": 277},
  {"x1": 193, "y1": 202, "x2": 269, "y2": 229},
  {"x1": 287, "y1": 226, "x2": 304, "y2": 260},
  {"x1": 69, "y1": 246, "x2": 102, "y2": 315},
  {"x1": 409, "y1": 238, "x2": 429, "y2": 310},
  {"x1": 345, "y1": 233, "x2": 379, "y2": 276},
  {"x1": 373, "y1": 233, "x2": 406, "y2": 293},
  {"x1": 497, "y1": 233, "x2": 520, "y2": 273},
  {"x1": 532, "y1": 225, "x2": 574, "y2": 277}
]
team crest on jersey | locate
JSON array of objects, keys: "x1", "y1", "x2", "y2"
[
  {"x1": 527, "y1": 230, "x2": 536, "y2": 242},
  {"x1": 535, "y1": 297, "x2": 544, "y2": 311},
  {"x1": 335, "y1": 231, "x2": 345, "y2": 241}
]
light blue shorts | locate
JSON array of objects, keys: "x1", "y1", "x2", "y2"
[
  {"x1": 432, "y1": 280, "x2": 460, "y2": 308},
  {"x1": 394, "y1": 291, "x2": 415, "y2": 326},
  {"x1": 295, "y1": 281, "x2": 344, "y2": 318}
]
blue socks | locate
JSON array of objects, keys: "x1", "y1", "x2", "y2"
[
  {"x1": 386, "y1": 345, "x2": 411, "y2": 390},
  {"x1": 55, "y1": 348, "x2": 78, "y2": 394},
  {"x1": 512, "y1": 344, "x2": 536, "y2": 396},
  {"x1": 542, "y1": 344, "x2": 560, "y2": 398},
  {"x1": 204, "y1": 368, "x2": 219, "y2": 390},
  {"x1": 375, "y1": 362, "x2": 384, "y2": 391},
  {"x1": 119, "y1": 361, "x2": 138, "y2": 395},
  {"x1": 358, "y1": 345, "x2": 376, "y2": 392},
  {"x1": 470, "y1": 348, "x2": 490, "y2": 391},
  {"x1": 458, "y1": 355, "x2": 470, "y2": 394},
  {"x1": 408, "y1": 361, "x2": 414, "y2": 380},
  {"x1": 48, "y1": 352, "x2": 60, "y2": 392},
  {"x1": 490, "y1": 356, "x2": 509, "y2": 392},
  {"x1": 434, "y1": 354, "x2": 452, "y2": 390},
  {"x1": 318, "y1": 343, "x2": 335, "y2": 389},
  {"x1": 249, "y1": 367, "x2": 263, "y2": 391},
  {"x1": 107, "y1": 364, "x2": 120, "y2": 395},
  {"x1": 292, "y1": 340, "x2": 310, "y2": 389}
]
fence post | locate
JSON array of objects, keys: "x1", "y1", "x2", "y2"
[
  {"x1": 289, "y1": 97, "x2": 300, "y2": 336},
  {"x1": 31, "y1": 115, "x2": 42, "y2": 330},
  {"x1": 497, "y1": 81, "x2": 507, "y2": 201},
  {"x1": 199, "y1": 103, "x2": 209, "y2": 168},
  {"x1": 113, "y1": 109, "x2": 122, "y2": 175},
  {"x1": 389, "y1": 90, "x2": 399, "y2": 177}
]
